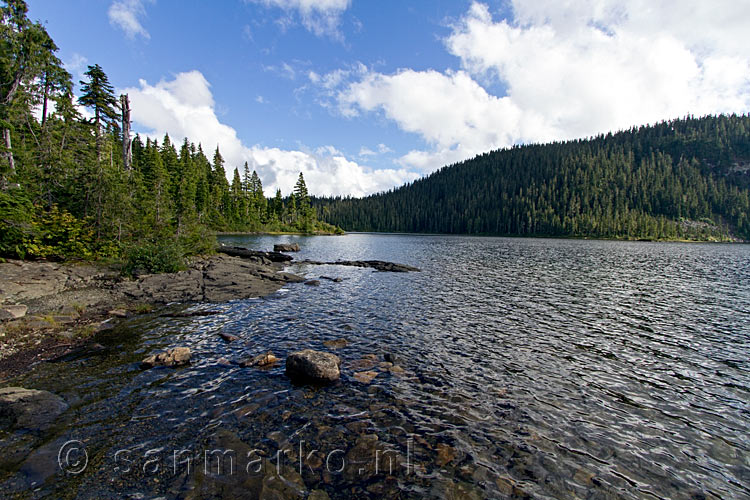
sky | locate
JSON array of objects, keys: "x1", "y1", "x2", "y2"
[{"x1": 27, "y1": 0, "x2": 750, "y2": 197}]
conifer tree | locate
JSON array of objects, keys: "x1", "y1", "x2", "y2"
[{"x1": 78, "y1": 64, "x2": 119, "y2": 160}]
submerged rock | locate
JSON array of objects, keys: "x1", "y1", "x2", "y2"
[
  {"x1": 436, "y1": 443, "x2": 457, "y2": 467},
  {"x1": 384, "y1": 352, "x2": 399, "y2": 364},
  {"x1": 141, "y1": 347, "x2": 191, "y2": 368},
  {"x1": 218, "y1": 332, "x2": 239, "y2": 342},
  {"x1": 286, "y1": 349, "x2": 341, "y2": 382},
  {"x1": 353, "y1": 371, "x2": 378, "y2": 384},
  {"x1": 319, "y1": 276, "x2": 343, "y2": 282},
  {"x1": 0, "y1": 387, "x2": 68, "y2": 431},
  {"x1": 273, "y1": 243, "x2": 300, "y2": 252},
  {"x1": 322, "y1": 338, "x2": 348, "y2": 349},
  {"x1": 239, "y1": 351, "x2": 278, "y2": 368}
]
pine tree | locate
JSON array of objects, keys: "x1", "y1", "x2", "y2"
[
  {"x1": 78, "y1": 64, "x2": 119, "y2": 160},
  {"x1": 1, "y1": 0, "x2": 63, "y2": 184}
]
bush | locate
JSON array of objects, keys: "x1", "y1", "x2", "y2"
[
  {"x1": 178, "y1": 224, "x2": 217, "y2": 256},
  {"x1": 0, "y1": 190, "x2": 34, "y2": 258},
  {"x1": 0, "y1": 191, "x2": 115, "y2": 260},
  {"x1": 123, "y1": 240, "x2": 184, "y2": 275}
]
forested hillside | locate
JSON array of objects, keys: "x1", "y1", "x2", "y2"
[
  {"x1": 315, "y1": 115, "x2": 750, "y2": 241},
  {"x1": 0, "y1": 1, "x2": 337, "y2": 270}
]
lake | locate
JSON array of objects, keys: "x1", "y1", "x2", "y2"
[{"x1": 2, "y1": 234, "x2": 749, "y2": 499}]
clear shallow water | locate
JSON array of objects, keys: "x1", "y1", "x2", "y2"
[{"x1": 1, "y1": 234, "x2": 749, "y2": 499}]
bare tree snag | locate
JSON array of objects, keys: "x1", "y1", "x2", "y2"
[{"x1": 120, "y1": 94, "x2": 132, "y2": 171}]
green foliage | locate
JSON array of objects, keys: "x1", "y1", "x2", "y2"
[
  {"x1": 123, "y1": 240, "x2": 184, "y2": 275},
  {"x1": 0, "y1": 190, "x2": 115, "y2": 259},
  {"x1": 0, "y1": 189, "x2": 33, "y2": 257},
  {"x1": 316, "y1": 114, "x2": 750, "y2": 242},
  {"x1": 0, "y1": 2, "x2": 341, "y2": 268}
]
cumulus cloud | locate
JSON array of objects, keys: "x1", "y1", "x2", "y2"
[
  {"x1": 335, "y1": 1, "x2": 750, "y2": 170},
  {"x1": 122, "y1": 70, "x2": 416, "y2": 197},
  {"x1": 249, "y1": 0, "x2": 351, "y2": 39},
  {"x1": 108, "y1": 0, "x2": 152, "y2": 39},
  {"x1": 446, "y1": 1, "x2": 750, "y2": 140}
]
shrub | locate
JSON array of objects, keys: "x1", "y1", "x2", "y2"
[{"x1": 123, "y1": 240, "x2": 184, "y2": 275}]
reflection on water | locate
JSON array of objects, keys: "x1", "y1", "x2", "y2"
[{"x1": 1, "y1": 234, "x2": 749, "y2": 499}]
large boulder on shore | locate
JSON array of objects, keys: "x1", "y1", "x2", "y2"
[
  {"x1": 274, "y1": 243, "x2": 300, "y2": 252},
  {"x1": 141, "y1": 347, "x2": 191, "y2": 368},
  {"x1": 286, "y1": 349, "x2": 341, "y2": 383},
  {"x1": 0, "y1": 387, "x2": 68, "y2": 431}
]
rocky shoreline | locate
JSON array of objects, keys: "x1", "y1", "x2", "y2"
[
  {"x1": 0, "y1": 253, "x2": 305, "y2": 380},
  {"x1": 0, "y1": 248, "x2": 419, "y2": 381}
]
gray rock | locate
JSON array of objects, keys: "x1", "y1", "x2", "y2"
[
  {"x1": 0, "y1": 387, "x2": 68, "y2": 431},
  {"x1": 286, "y1": 349, "x2": 341, "y2": 383},
  {"x1": 218, "y1": 332, "x2": 239, "y2": 342},
  {"x1": 273, "y1": 243, "x2": 300, "y2": 252},
  {"x1": 300, "y1": 259, "x2": 420, "y2": 272},
  {"x1": 141, "y1": 347, "x2": 191, "y2": 369},
  {"x1": 0, "y1": 304, "x2": 28, "y2": 320}
]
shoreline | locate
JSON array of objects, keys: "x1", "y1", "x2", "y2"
[
  {"x1": 214, "y1": 230, "x2": 344, "y2": 236},
  {"x1": 338, "y1": 231, "x2": 747, "y2": 243},
  {"x1": 0, "y1": 254, "x2": 305, "y2": 381}
]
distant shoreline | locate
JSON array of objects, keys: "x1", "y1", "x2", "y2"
[
  {"x1": 214, "y1": 230, "x2": 343, "y2": 236},
  {"x1": 292, "y1": 230, "x2": 747, "y2": 244}
]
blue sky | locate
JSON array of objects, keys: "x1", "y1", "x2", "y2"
[{"x1": 27, "y1": 0, "x2": 750, "y2": 197}]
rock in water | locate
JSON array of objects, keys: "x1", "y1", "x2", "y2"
[
  {"x1": 273, "y1": 243, "x2": 300, "y2": 252},
  {"x1": 353, "y1": 371, "x2": 378, "y2": 384},
  {"x1": 0, "y1": 387, "x2": 68, "y2": 431},
  {"x1": 218, "y1": 332, "x2": 239, "y2": 342},
  {"x1": 141, "y1": 347, "x2": 191, "y2": 368},
  {"x1": 239, "y1": 351, "x2": 278, "y2": 368},
  {"x1": 304, "y1": 280, "x2": 320, "y2": 286},
  {"x1": 323, "y1": 338, "x2": 348, "y2": 349},
  {"x1": 286, "y1": 349, "x2": 341, "y2": 383}
]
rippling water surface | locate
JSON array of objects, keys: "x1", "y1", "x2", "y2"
[{"x1": 2, "y1": 234, "x2": 749, "y2": 499}]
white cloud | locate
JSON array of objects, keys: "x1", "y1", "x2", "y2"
[
  {"x1": 446, "y1": 1, "x2": 750, "y2": 141},
  {"x1": 249, "y1": 0, "x2": 351, "y2": 39},
  {"x1": 339, "y1": 68, "x2": 529, "y2": 170},
  {"x1": 358, "y1": 143, "x2": 393, "y2": 158},
  {"x1": 108, "y1": 0, "x2": 152, "y2": 40},
  {"x1": 335, "y1": 1, "x2": 750, "y2": 170},
  {"x1": 123, "y1": 70, "x2": 416, "y2": 197}
]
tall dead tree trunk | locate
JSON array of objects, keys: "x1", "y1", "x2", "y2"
[
  {"x1": 120, "y1": 94, "x2": 132, "y2": 171},
  {"x1": 3, "y1": 128, "x2": 15, "y2": 177}
]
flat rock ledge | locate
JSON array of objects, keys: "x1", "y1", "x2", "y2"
[
  {"x1": 300, "y1": 260, "x2": 420, "y2": 272},
  {"x1": 286, "y1": 349, "x2": 341, "y2": 383},
  {"x1": 217, "y1": 245, "x2": 293, "y2": 262},
  {"x1": 0, "y1": 387, "x2": 68, "y2": 431},
  {"x1": 141, "y1": 347, "x2": 191, "y2": 369}
]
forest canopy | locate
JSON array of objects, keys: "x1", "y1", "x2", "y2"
[
  {"x1": 314, "y1": 114, "x2": 750, "y2": 242},
  {"x1": 0, "y1": 0, "x2": 339, "y2": 271}
]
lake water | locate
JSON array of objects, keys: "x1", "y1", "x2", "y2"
[{"x1": 1, "y1": 234, "x2": 749, "y2": 499}]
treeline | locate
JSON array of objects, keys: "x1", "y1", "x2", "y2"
[
  {"x1": 0, "y1": 1, "x2": 337, "y2": 270},
  {"x1": 315, "y1": 114, "x2": 750, "y2": 241}
]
